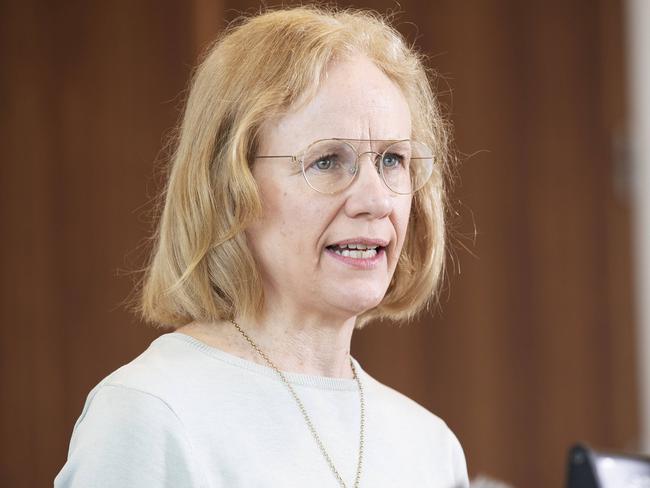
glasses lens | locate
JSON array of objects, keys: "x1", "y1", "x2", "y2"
[
  {"x1": 381, "y1": 140, "x2": 434, "y2": 194},
  {"x1": 301, "y1": 140, "x2": 357, "y2": 194}
]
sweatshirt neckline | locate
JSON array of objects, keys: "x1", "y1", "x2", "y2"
[{"x1": 159, "y1": 332, "x2": 366, "y2": 392}]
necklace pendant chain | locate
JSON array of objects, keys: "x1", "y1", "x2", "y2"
[{"x1": 230, "y1": 320, "x2": 364, "y2": 488}]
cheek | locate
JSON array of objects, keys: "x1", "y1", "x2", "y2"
[
  {"x1": 395, "y1": 197, "x2": 413, "y2": 246},
  {"x1": 253, "y1": 178, "x2": 329, "y2": 257}
]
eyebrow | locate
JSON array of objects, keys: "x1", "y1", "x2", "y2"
[{"x1": 255, "y1": 138, "x2": 412, "y2": 159}]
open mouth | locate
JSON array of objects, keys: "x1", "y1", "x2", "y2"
[{"x1": 325, "y1": 243, "x2": 385, "y2": 259}]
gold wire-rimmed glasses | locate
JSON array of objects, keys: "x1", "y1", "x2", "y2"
[{"x1": 255, "y1": 138, "x2": 435, "y2": 195}]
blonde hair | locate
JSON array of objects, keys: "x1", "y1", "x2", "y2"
[{"x1": 141, "y1": 5, "x2": 452, "y2": 328}]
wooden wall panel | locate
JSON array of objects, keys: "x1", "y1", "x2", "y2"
[
  {"x1": 0, "y1": 1, "x2": 637, "y2": 487},
  {"x1": 347, "y1": 1, "x2": 639, "y2": 487},
  {"x1": 0, "y1": 1, "x2": 199, "y2": 485}
]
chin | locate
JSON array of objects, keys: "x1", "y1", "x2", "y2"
[{"x1": 333, "y1": 288, "x2": 387, "y2": 317}]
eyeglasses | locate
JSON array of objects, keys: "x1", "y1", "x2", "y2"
[{"x1": 255, "y1": 138, "x2": 435, "y2": 195}]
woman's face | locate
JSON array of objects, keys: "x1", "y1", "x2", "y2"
[{"x1": 247, "y1": 54, "x2": 413, "y2": 321}]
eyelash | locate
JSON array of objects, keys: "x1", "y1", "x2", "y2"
[
  {"x1": 308, "y1": 153, "x2": 338, "y2": 168},
  {"x1": 301, "y1": 151, "x2": 408, "y2": 171},
  {"x1": 383, "y1": 153, "x2": 406, "y2": 166}
]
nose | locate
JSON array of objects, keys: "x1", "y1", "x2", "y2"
[{"x1": 343, "y1": 153, "x2": 393, "y2": 219}]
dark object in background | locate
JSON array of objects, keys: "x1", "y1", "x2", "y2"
[{"x1": 567, "y1": 443, "x2": 650, "y2": 488}]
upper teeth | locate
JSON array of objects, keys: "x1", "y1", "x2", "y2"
[
  {"x1": 330, "y1": 243, "x2": 381, "y2": 259},
  {"x1": 336, "y1": 243, "x2": 378, "y2": 250}
]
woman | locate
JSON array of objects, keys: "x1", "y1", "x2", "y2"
[{"x1": 55, "y1": 6, "x2": 468, "y2": 488}]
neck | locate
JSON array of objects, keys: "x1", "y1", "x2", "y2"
[{"x1": 176, "y1": 311, "x2": 357, "y2": 379}]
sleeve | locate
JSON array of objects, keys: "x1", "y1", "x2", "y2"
[
  {"x1": 448, "y1": 427, "x2": 470, "y2": 488},
  {"x1": 54, "y1": 384, "x2": 207, "y2": 488}
]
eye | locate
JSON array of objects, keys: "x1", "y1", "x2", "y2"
[
  {"x1": 309, "y1": 154, "x2": 339, "y2": 171},
  {"x1": 382, "y1": 152, "x2": 405, "y2": 169}
]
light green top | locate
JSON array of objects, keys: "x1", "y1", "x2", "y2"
[{"x1": 55, "y1": 332, "x2": 469, "y2": 488}]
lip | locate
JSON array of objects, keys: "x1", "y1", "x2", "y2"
[
  {"x1": 327, "y1": 237, "x2": 390, "y2": 248},
  {"x1": 324, "y1": 246, "x2": 386, "y2": 270},
  {"x1": 324, "y1": 237, "x2": 389, "y2": 270}
]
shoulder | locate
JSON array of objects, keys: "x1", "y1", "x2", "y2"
[
  {"x1": 363, "y1": 371, "x2": 448, "y2": 432},
  {"x1": 361, "y1": 369, "x2": 470, "y2": 487},
  {"x1": 72, "y1": 332, "x2": 261, "y2": 433},
  {"x1": 89, "y1": 332, "x2": 230, "y2": 407},
  {"x1": 55, "y1": 334, "x2": 214, "y2": 487},
  {"x1": 97, "y1": 333, "x2": 195, "y2": 393},
  {"x1": 68, "y1": 332, "x2": 204, "y2": 455},
  {"x1": 55, "y1": 383, "x2": 208, "y2": 487},
  {"x1": 70, "y1": 383, "x2": 186, "y2": 445},
  {"x1": 64, "y1": 332, "x2": 223, "y2": 447}
]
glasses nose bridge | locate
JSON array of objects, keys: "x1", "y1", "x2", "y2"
[
  {"x1": 348, "y1": 149, "x2": 389, "y2": 194},
  {"x1": 355, "y1": 150, "x2": 382, "y2": 172}
]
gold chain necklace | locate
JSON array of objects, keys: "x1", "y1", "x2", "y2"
[{"x1": 229, "y1": 320, "x2": 365, "y2": 488}]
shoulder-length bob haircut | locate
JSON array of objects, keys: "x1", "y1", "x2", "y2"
[{"x1": 141, "y1": 5, "x2": 452, "y2": 329}]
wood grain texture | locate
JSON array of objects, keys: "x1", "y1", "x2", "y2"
[
  {"x1": 0, "y1": 1, "x2": 637, "y2": 487},
  {"x1": 0, "y1": 1, "x2": 195, "y2": 485}
]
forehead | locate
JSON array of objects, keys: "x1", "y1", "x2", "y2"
[{"x1": 259, "y1": 55, "x2": 412, "y2": 154}]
